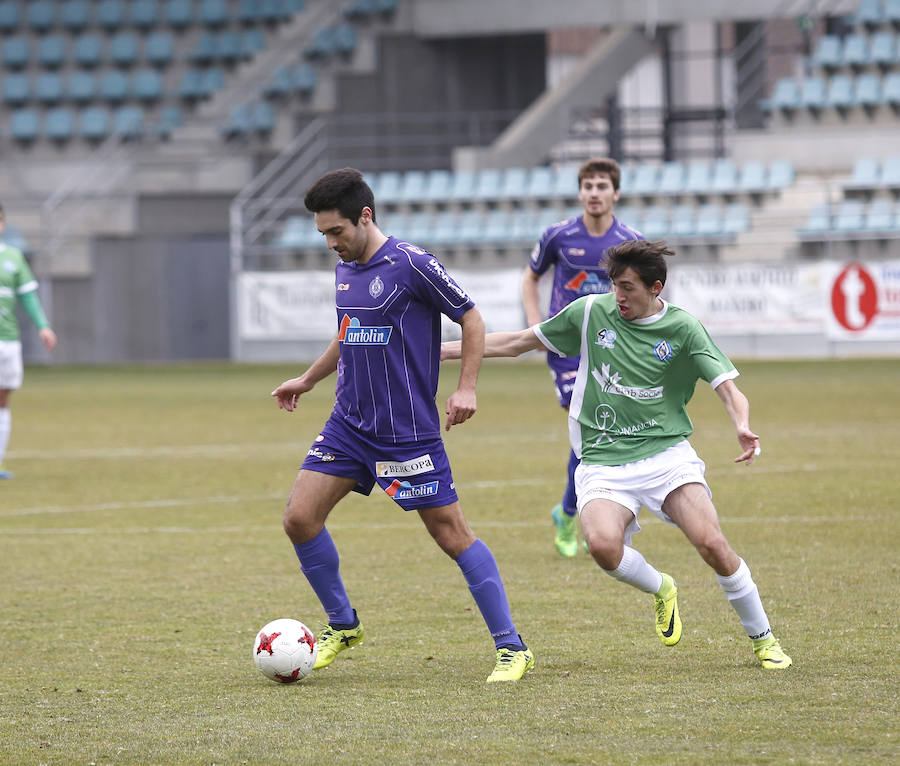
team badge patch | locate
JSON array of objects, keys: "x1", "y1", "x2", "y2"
[
  {"x1": 595, "y1": 328, "x2": 617, "y2": 349},
  {"x1": 653, "y1": 341, "x2": 673, "y2": 361},
  {"x1": 368, "y1": 276, "x2": 384, "y2": 298}
]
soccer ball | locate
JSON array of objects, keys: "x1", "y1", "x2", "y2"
[{"x1": 252, "y1": 618, "x2": 318, "y2": 684}]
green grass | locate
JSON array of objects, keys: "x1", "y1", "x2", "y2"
[{"x1": 0, "y1": 358, "x2": 898, "y2": 765}]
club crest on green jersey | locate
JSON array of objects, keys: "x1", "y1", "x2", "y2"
[
  {"x1": 654, "y1": 340, "x2": 673, "y2": 361},
  {"x1": 595, "y1": 328, "x2": 616, "y2": 349}
]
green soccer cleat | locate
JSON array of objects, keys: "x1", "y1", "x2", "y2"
[
  {"x1": 551, "y1": 504, "x2": 579, "y2": 557},
  {"x1": 486, "y1": 646, "x2": 535, "y2": 683},
  {"x1": 753, "y1": 635, "x2": 792, "y2": 669},
  {"x1": 654, "y1": 573, "x2": 682, "y2": 646},
  {"x1": 313, "y1": 618, "x2": 364, "y2": 670}
]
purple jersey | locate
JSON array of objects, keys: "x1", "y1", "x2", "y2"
[
  {"x1": 529, "y1": 215, "x2": 643, "y2": 378},
  {"x1": 333, "y1": 236, "x2": 474, "y2": 443}
]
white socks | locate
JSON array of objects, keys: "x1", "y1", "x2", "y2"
[
  {"x1": 605, "y1": 546, "x2": 664, "y2": 594},
  {"x1": 717, "y1": 558, "x2": 772, "y2": 640},
  {"x1": 0, "y1": 407, "x2": 10, "y2": 465}
]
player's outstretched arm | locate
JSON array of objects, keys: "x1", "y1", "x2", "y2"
[
  {"x1": 444, "y1": 307, "x2": 484, "y2": 431},
  {"x1": 714, "y1": 379, "x2": 760, "y2": 465},
  {"x1": 271, "y1": 335, "x2": 340, "y2": 412},
  {"x1": 521, "y1": 268, "x2": 544, "y2": 327},
  {"x1": 441, "y1": 326, "x2": 544, "y2": 362}
]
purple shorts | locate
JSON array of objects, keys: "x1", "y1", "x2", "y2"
[
  {"x1": 300, "y1": 414, "x2": 459, "y2": 511},
  {"x1": 547, "y1": 352, "x2": 580, "y2": 409}
]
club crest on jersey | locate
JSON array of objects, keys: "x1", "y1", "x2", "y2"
[
  {"x1": 654, "y1": 340, "x2": 673, "y2": 361},
  {"x1": 595, "y1": 328, "x2": 617, "y2": 349},
  {"x1": 384, "y1": 479, "x2": 440, "y2": 500},
  {"x1": 338, "y1": 314, "x2": 392, "y2": 345},
  {"x1": 2, "y1": 260, "x2": 15, "y2": 273},
  {"x1": 565, "y1": 270, "x2": 612, "y2": 295},
  {"x1": 368, "y1": 276, "x2": 384, "y2": 298}
]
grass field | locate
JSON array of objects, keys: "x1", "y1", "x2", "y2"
[{"x1": 0, "y1": 358, "x2": 898, "y2": 765}]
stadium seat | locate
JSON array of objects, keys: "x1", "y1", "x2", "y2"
[
  {"x1": 855, "y1": 0, "x2": 885, "y2": 27},
  {"x1": 264, "y1": 66, "x2": 293, "y2": 97},
  {"x1": 767, "y1": 160, "x2": 794, "y2": 189},
  {"x1": 628, "y1": 163, "x2": 659, "y2": 196},
  {"x1": 74, "y1": 35, "x2": 103, "y2": 68},
  {"x1": 397, "y1": 171, "x2": 427, "y2": 202},
  {"x1": 863, "y1": 198, "x2": 897, "y2": 231},
  {"x1": 45, "y1": 108, "x2": 75, "y2": 142},
  {"x1": 199, "y1": 0, "x2": 229, "y2": 27},
  {"x1": 131, "y1": 0, "x2": 160, "y2": 30},
  {"x1": 498, "y1": 167, "x2": 530, "y2": 199},
  {"x1": 473, "y1": 168, "x2": 503, "y2": 201},
  {"x1": 27, "y1": 1, "x2": 56, "y2": 32},
  {"x1": 97, "y1": 0, "x2": 125, "y2": 31},
  {"x1": 345, "y1": 0, "x2": 377, "y2": 19},
  {"x1": 551, "y1": 165, "x2": 579, "y2": 198},
  {"x1": 333, "y1": 23, "x2": 358, "y2": 57},
  {"x1": 165, "y1": 0, "x2": 193, "y2": 29},
  {"x1": 156, "y1": 104, "x2": 183, "y2": 138},
  {"x1": 524, "y1": 166, "x2": 554, "y2": 198},
  {"x1": 800, "y1": 77, "x2": 827, "y2": 110},
  {"x1": 695, "y1": 204, "x2": 724, "y2": 237},
  {"x1": 812, "y1": 35, "x2": 842, "y2": 69},
  {"x1": 769, "y1": 77, "x2": 801, "y2": 111},
  {"x1": 855, "y1": 73, "x2": 883, "y2": 107},
  {"x1": 723, "y1": 202, "x2": 750, "y2": 234},
  {"x1": 457, "y1": 210, "x2": 484, "y2": 243},
  {"x1": 684, "y1": 160, "x2": 713, "y2": 194},
  {"x1": 2, "y1": 73, "x2": 30, "y2": 106},
  {"x1": 846, "y1": 157, "x2": 881, "y2": 190},
  {"x1": 658, "y1": 162, "x2": 686, "y2": 195},
  {"x1": 100, "y1": 70, "x2": 128, "y2": 103},
  {"x1": 374, "y1": 171, "x2": 402, "y2": 204},
  {"x1": 109, "y1": 33, "x2": 140, "y2": 67},
  {"x1": 710, "y1": 159, "x2": 739, "y2": 194},
  {"x1": 278, "y1": 216, "x2": 319, "y2": 248},
  {"x1": 834, "y1": 199, "x2": 866, "y2": 232},
  {"x1": 68, "y1": 70, "x2": 96, "y2": 103},
  {"x1": 887, "y1": 0, "x2": 900, "y2": 24},
  {"x1": 293, "y1": 63, "x2": 317, "y2": 94},
  {"x1": 375, "y1": 0, "x2": 398, "y2": 14},
  {"x1": 448, "y1": 170, "x2": 477, "y2": 202},
  {"x1": 37, "y1": 35, "x2": 65, "y2": 68},
  {"x1": 146, "y1": 32, "x2": 175, "y2": 66},
  {"x1": 240, "y1": 28, "x2": 265, "y2": 58},
  {"x1": 221, "y1": 104, "x2": 251, "y2": 138},
  {"x1": 737, "y1": 160, "x2": 767, "y2": 194},
  {"x1": 2, "y1": 37, "x2": 29, "y2": 69},
  {"x1": 217, "y1": 30, "x2": 242, "y2": 63},
  {"x1": 35, "y1": 72, "x2": 63, "y2": 104},
  {"x1": 201, "y1": 67, "x2": 225, "y2": 97},
  {"x1": 133, "y1": 69, "x2": 162, "y2": 102},
  {"x1": 80, "y1": 106, "x2": 111, "y2": 141},
  {"x1": 0, "y1": 2, "x2": 19, "y2": 34},
  {"x1": 880, "y1": 156, "x2": 900, "y2": 187},
  {"x1": 869, "y1": 31, "x2": 898, "y2": 67},
  {"x1": 481, "y1": 208, "x2": 512, "y2": 243},
  {"x1": 843, "y1": 34, "x2": 871, "y2": 68},
  {"x1": 614, "y1": 204, "x2": 641, "y2": 231},
  {"x1": 61, "y1": 1, "x2": 90, "y2": 32},
  {"x1": 252, "y1": 101, "x2": 275, "y2": 133},
  {"x1": 800, "y1": 204, "x2": 832, "y2": 235},
  {"x1": 191, "y1": 32, "x2": 217, "y2": 64},
  {"x1": 423, "y1": 169, "x2": 453, "y2": 202},
  {"x1": 641, "y1": 205, "x2": 669, "y2": 238},
  {"x1": 430, "y1": 210, "x2": 462, "y2": 245},
  {"x1": 114, "y1": 105, "x2": 145, "y2": 139},
  {"x1": 883, "y1": 71, "x2": 900, "y2": 106},
  {"x1": 827, "y1": 74, "x2": 856, "y2": 109},
  {"x1": 670, "y1": 204, "x2": 697, "y2": 236},
  {"x1": 11, "y1": 109, "x2": 39, "y2": 142},
  {"x1": 305, "y1": 26, "x2": 336, "y2": 59}
]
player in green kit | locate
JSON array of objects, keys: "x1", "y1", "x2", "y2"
[
  {"x1": 442, "y1": 239, "x2": 791, "y2": 669},
  {"x1": 0, "y1": 205, "x2": 57, "y2": 479}
]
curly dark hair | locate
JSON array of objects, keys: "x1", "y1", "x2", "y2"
[{"x1": 304, "y1": 167, "x2": 376, "y2": 224}]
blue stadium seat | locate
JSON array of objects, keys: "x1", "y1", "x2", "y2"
[
  {"x1": 240, "y1": 28, "x2": 265, "y2": 58},
  {"x1": 842, "y1": 34, "x2": 871, "y2": 68},
  {"x1": 800, "y1": 77, "x2": 827, "y2": 110},
  {"x1": 2, "y1": 37, "x2": 29, "y2": 69},
  {"x1": 100, "y1": 70, "x2": 128, "y2": 103},
  {"x1": 614, "y1": 204, "x2": 641, "y2": 231},
  {"x1": 457, "y1": 210, "x2": 484, "y2": 243},
  {"x1": 201, "y1": 67, "x2": 225, "y2": 97},
  {"x1": 278, "y1": 216, "x2": 320, "y2": 248},
  {"x1": 641, "y1": 205, "x2": 669, "y2": 238},
  {"x1": 498, "y1": 167, "x2": 529, "y2": 199},
  {"x1": 345, "y1": 0, "x2": 377, "y2": 19},
  {"x1": 658, "y1": 162, "x2": 686, "y2": 195},
  {"x1": 200, "y1": 0, "x2": 228, "y2": 27},
  {"x1": 333, "y1": 23, "x2": 358, "y2": 56},
  {"x1": 238, "y1": 0, "x2": 263, "y2": 24},
  {"x1": 881, "y1": 156, "x2": 900, "y2": 187},
  {"x1": 812, "y1": 35, "x2": 842, "y2": 69},
  {"x1": 423, "y1": 169, "x2": 453, "y2": 202},
  {"x1": 35, "y1": 72, "x2": 63, "y2": 104},
  {"x1": 97, "y1": 0, "x2": 125, "y2": 31},
  {"x1": 767, "y1": 160, "x2": 794, "y2": 189},
  {"x1": 800, "y1": 204, "x2": 832, "y2": 235},
  {"x1": 218, "y1": 30, "x2": 242, "y2": 63},
  {"x1": 133, "y1": 69, "x2": 162, "y2": 102},
  {"x1": 855, "y1": 73, "x2": 883, "y2": 107},
  {"x1": 430, "y1": 210, "x2": 462, "y2": 245},
  {"x1": 305, "y1": 26, "x2": 336, "y2": 59},
  {"x1": 447, "y1": 170, "x2": 477, "y2": 202},
  {"x1": 37, "y1": 35, "x2": 65, "y2": 68},
  {"x1": 883, "y1": 71, "x2": 900, "y2": 106},
  {"x1": 887, "y1": 0, "x2": 900, "y2": 24},
  {"x1": 710, "y1": 159, "x2": 739, "y2": 194},
  {"x1": 629, "y1": 163, "x2": 659, "y2": 196},
  {"x1": 481, "y1": 208, "x2": 512, "y2": 244},
  {"x1": 252, "y1": 101, "x2": 275, "y2": 133},
  {"x1": 524, "y1": 166, "x2": 554, "y2": 198},
  {"x1": 165, "y1": 0, "x2": 193, "y2": 29},
  {"x1": 221, "y1": 104, "x2": 250, "y2": 138},
  {"x1": 131, "y1": 0, "x2": 160, "y2": 30},
  {"x1": 146, "y1": 32, "x2": 175, "y2": 66},
  {"x1": 869, "y1": 31, "x2": 897, "y2": 67},
  {"x1": 551, "y1": 165, "x2": 579, "y2": 198},
  {"x1": 670, "y1": 204, "x2": 697, "y2": 236},
  {"x1": 396, "y1": 171, "x2": 427, "y2": 202},
  {"x1": 2, "y1": 73, "x2": 30, "y2": 106},
  {"x1": 828, "y1": 74, "x2": 856, "y2": 109},
  {"x1": 695, "y1": 204, "x2": 724, "y2": 237},
  {"x1": 834, "y1": 199, "x2": 866, "y2": 232},
  {"x1": 684, "y1": 160, "x2": 713, "y2": 194},
  {"x1": 769, "y1": 77, "x2": 800, "y2": 111},
  {"x1": 62, "y1": 2, "x2": 90, "y2": 32},
  {"x1": 68, "y1": 70, "x2": 96, "y2": 103},
  {"x1": 374, "y1": 171, "x2": 402, "y2": 204},
  {"x1": 114, "y1": 105, "x2": 145, "y2": 139},
  {"x1": 293, "y1": 63, "x2": 317, "y2": 94},
  {"x1": 264, "y1": 66, "x2": 293, "y2": 97},
  {"x1": 863, "y1": 198, "x2": 897, "y2": 231},
  {"x1": 723, "y1": 203, "x2": 750, "y2": 234},
  {"x1": 847, "y1": 157, "x2": 881, "y2": 190},
  {"x1": 375, "y1": 0, "x2": 397, "y2": 14},
  {"x1": 156, "y1": 104, "x2": 183, "y2": 138},
  {"x1": 855, "y1": 0, "x2": 885, "y2": 27},
  {"x1": 27, "y1": 1, "x2": 56, "y2": 32},
  {"x1": 74, "y1": 35, "x2": 103, "y2": 68},
  {"x1": 81, "y1": 106, "x2": 111, "y2": 141},
  {"x1": 109, "y1": 33, "x2": 140, "y2": 67},
  {"x1": 0, "y1": 2, "x2": 19, "y2": 34},
  {"x1": 473, "y1": 169, "x2": 503, "y2": 201},
  {"x1": 178, "y1": 69, "x2": 202, "y2": 100},
  {"x1": 11, "y1": 109, "x2": 39, "y2": 142},
  {"x1": 737, "y1": 160, "x2": 767, "y2": 194},
  {"x1": 45, "y1": 108, "x2": 75, "y2": 142},
  {"x1": 191, "y1": 32, "x2": 217, "y2": 64}
]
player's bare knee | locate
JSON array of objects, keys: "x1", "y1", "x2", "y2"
[{"x1": 584, "y1": 532, "x2": 620, "y2": 569}]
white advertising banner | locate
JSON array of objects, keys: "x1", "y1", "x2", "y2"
[
  {"x1": 237, "y1": 271, "x2": 336, "y2": 340},
  {"x1": 666, "y1": 262, "x2": 824, "y2": 335},
  {"x1": 439, "y1": 268, "x2": 525, "y2": 340},
  {"x1": 821, "y1": 260, "x2": 900, "y2": 341}
]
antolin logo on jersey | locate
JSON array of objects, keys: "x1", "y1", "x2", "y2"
[
  {"x1": 565, "y1": 271, "x2": 612, "y2": 295},
  {"x1": 338, "y1": 314, "x2": 392, "y2": 345},
  {"x1": 384, "y1": 479, "x2": 440, "y2": 499},
  {"x1": 591, "y1": 363, "x2": 663, "y2": 400}
]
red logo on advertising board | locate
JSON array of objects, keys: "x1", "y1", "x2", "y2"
[{"x1": 831, "y1": 264, "x2": 878, "y2": 331}]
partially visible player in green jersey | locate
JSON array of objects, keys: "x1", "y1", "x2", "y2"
[
  {"x1": 0, "y1": 205, "x2": 57, "y2": 479},
  {"x1": 442, "y1": 239, "x2": 791, "y2": 670}
]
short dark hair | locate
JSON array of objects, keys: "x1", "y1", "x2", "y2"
[
  {"x1": 606, "y1": 239, "x2": 674, "y2": 287},
  {"x1": 578, "y1": 157, "x2": 621, "y2": 191},
  {"x1": 304, "y1": 167, "x2": 376, "y2": 224}
]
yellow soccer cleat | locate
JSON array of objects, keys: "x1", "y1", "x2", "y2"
[
  {"x1": 551, "y1": 504, "x2": 579, "y2": 557},
  {"x1": 312, "y1": 618, "x2": 364, "y2": 670},
  {"x1": 486, "y1": 647, "x2": 535, "y2": 683},
  {"x1": 654, "y1": 573, "x2": 682, "y2": 646},
  {"x1": 753, "y1": 635, "x2": 792, "y2": 669}
]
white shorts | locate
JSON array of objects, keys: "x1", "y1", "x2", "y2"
[
  {"x1": 0, "y1": 341, "x2": 23, "y2": 390},
  {"x1": 575, "y1": 440, "x2": 711, "y2": 545}
]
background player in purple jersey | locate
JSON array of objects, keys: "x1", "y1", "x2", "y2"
[
  {"x1": 521, "y1": 158, "x2": 642, "y2": 557},
  {"x1": 271, "y1": 168, "x2": 533, "y2": 683}
]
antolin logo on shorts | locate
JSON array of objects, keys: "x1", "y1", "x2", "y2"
[
  {"x1": 338, "y1": 314, "x2": 392, "y2": 345},
  {"x1": 385, "y1": 480, "x2": 440, "y2": 499},
  {"x1": 375, "y1": 454, "x2": 435, "y2": 477}
]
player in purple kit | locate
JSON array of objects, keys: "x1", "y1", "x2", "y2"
[
  {"x1": 521, "y1": 158, "x2": 642, "y2": 556},
  {"x1": 271, "y1": 168, "x2": 533, "y2": 682}
]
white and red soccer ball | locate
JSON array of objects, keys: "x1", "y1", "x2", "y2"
[{"x1": 253, "y1": 619, "x2": 317, "y2": 683}]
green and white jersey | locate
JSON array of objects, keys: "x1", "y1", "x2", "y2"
[
  {"x1": 534, "y1": 292, "x2": 738, "y2": 466},
  {"x1": 0, "y1": 243, "x2": 38, "y2": 341}
]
